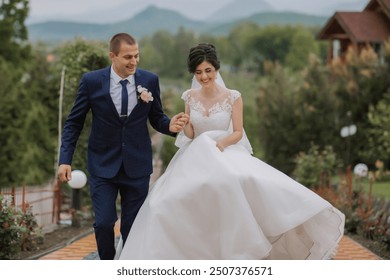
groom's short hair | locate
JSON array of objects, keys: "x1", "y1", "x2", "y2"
[{"x1": 110, "y1": 33, "x2": 137, "y2": 55}]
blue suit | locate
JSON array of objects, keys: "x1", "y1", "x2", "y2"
[{"x1": 59, "y1": 66, "x2": 174, "y2": 259}]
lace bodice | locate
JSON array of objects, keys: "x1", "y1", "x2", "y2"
[{"x1": 182, "y1": 89, "x2": 241, "y2": 137}]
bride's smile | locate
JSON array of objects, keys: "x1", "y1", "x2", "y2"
[{"x1": 195, "y1": 61, "x2": 217, "y2": 88}]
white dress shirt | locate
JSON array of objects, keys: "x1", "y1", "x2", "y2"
[{"x1": 110, "y1": 67, "x2": 137, "y2": 116}]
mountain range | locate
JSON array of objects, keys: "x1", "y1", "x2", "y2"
[
  {"x1": 207, "y1": 0, "x2": 274, "y2": 22},
  {"x1": 27, "y1": 0, "x2": 367, "y2": 44}
]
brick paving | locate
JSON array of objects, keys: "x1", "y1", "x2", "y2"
[
  {"x1": 332, "y1": 235, "x2": 381, "y2": 260},
  {"x1": 38, "y1": 221, "x2": 381, "y2": 260}
]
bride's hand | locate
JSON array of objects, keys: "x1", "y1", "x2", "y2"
[
  {"x1": 170, "y1": 113, "x2": 189, "y2": 133},
  {"x1": 180, "y1": 113, "x2": 190, "y2": 126},
  {"x1": 216, "y1": 142, "x2": 225, "y2": 152}
]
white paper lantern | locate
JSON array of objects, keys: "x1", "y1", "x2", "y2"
[{"x1": 68, "y1": 170, "x2": 87, "y2": 189}]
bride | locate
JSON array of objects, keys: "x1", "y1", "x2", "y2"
[{"x1": 118, "y1": 43, "x2": 345, "y2": 260}]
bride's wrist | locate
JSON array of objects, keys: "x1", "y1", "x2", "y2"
[
  {"x1": 184, "y1": 121, "x2": 192, "y2": 130},
  {"x1": 216, "y1": 142, "x2": 225, "y2": 152}
]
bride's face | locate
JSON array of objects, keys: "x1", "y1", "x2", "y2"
[{"x1": 194, "y1": 61, "x2": 217, "y2": 88}]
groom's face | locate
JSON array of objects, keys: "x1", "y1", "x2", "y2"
[{"x1": 110, "y1": 42, "x2": 139, "y2": 78}]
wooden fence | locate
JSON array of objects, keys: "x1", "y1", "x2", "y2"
[{"x1": 0, "y1": 180, "x2": 63, "y2": 230}]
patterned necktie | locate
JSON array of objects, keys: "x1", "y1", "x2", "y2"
[{"x1": 120, "y1": 79, "x2": 128, "y2": 118}]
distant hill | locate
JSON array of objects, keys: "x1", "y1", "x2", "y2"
[
  {"x1": 27, "y1": 5, "x2": 330, "y2": 44},
  {"x1": 204, "y1": 12, "x2": 328, "y2": 35},
  {"x1": 28, "y1": 6, "x2": 204, "y2": 43},
  {"x1": 208, "y1": 0, "x2": 274, "y2": 22},
  {"x1": 247, "y1": 12, "x2": 328, "y2": 26},
  {"x1": 109, "y1": 5, "x2": 205, "y2": 37},
  {"x1": 27, "y1": 21, "x2": 111, "y2": 43}
]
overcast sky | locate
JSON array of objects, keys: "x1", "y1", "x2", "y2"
[{"x1": 28, "y1": 0, "x2": 368, "y2": 23}]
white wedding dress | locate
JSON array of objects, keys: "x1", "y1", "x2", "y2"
[{"x1": 118, "y1": 89, "x2": 345, "y2": 260}]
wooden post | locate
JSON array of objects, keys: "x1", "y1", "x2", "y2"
[
  {"x1": 346, "y1": 166, "x2": 353, "y2": 208},
  {"x1": 367, "y1": 177, "x2": 373, "y2": 215},
  {"x1": 57, "y1": 181, "x2": 62, "y2": 224},
  {"x1": 11, "y1": 187, "x2": 15, "y2": 207},
  {"x1": 22, "y1": 185, "x2": 26, "y2": 212},
  {"x1": 52, "y1": 179, "x2": 62, "y2": 224}
]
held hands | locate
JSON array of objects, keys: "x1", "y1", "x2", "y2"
[
  {"x1": 58, "y1": 164, "x2": 72, "y2": 183},
  {"x1": 169, "y1": 112, "x2": 190, "y2": 133}
]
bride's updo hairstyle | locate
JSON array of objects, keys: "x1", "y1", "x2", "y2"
[{"x1": 187, "y1": 43, "x2": 220, "y2": 73}]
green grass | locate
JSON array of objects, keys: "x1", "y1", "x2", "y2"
[{"x1": 356, "y1": 178, "x2": 390, "y2": 200}]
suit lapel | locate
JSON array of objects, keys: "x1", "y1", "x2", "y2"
[
  {"x1": 134, "y1": 69, "x2": 143, "y2": 105},
  {"x1": 127, "y1": 70, "x2": 144, "y2": 120},
  {"x1": 133, "y1": 70, "x2": 142, "y2": 108}
]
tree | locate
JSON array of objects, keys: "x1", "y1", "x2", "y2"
[
  {"x1": 256, "y1": 62, "x2": 302, "y2": 174},
  {"x1": 0, "y1": 0, "x2": 54, "y2": 187},
  {"x1": 257, "y1": 42, "x2": 390, "y2": 175},
  {"x1": 0, "y1": 0, "x2": 30, "y2": 63},
  {"x1": 330, "y1": 46, "x2": 390, "y2": 166},
  {"x1": 55, "y1": 38, "x2": 109, "y2": 175},
  {"x1": 172, "y1": 27, "x2": 197, "y2": 78},
  {"x1": 251, "y1": 25, "x2": 298, "y2": 67},
  {"x1": 148, "y1": 30, "x2": 176, "y2": 77},
  {"x1": 294, "y1": 54, "x2": 342, "y2": 159},
  {"x1": 0, "y1": 46, "x2": 59, "y2": 187},
  {"x1": 227, "y1": 22, "x2": 261, "y2": 71},
  {"x1": 285, "y1": 28, "x2": 320, "y2": 71},
  {"x1": 138, "y1": 36, "x2": 164, "y2": 74},
  {"x1": 363, "y1": 91, "x2": 390, "y2": 165},
  {"x1": 0, "y1": 57, "x2": 25, "y2": 186},
  {"x1": 18, "y1": 46, "x2": 59, "y2": 184}
]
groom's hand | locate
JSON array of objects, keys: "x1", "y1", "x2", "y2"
[
  {"x1": 169, "y1": 112, "x2": 189, "y2": 133},
  {"x1": 58, "y1": 164, "x2": 72, "y2": 182}
]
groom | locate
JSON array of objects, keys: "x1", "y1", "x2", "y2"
[{"x1": 57, "y1": 33, "x2": 187, "y2": 259}]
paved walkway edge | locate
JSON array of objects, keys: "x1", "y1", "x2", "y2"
[{"x1": 38, "y1": 220, "x2": 382, "y2": 260}]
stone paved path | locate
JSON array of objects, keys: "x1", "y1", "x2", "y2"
[{"x1": 38, "y1": 221, "x2": 382, "y2": 260}]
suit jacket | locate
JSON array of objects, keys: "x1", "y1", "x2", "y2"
[{"x1": 59, "y1": 66, "x2": 174, "y2": 178}]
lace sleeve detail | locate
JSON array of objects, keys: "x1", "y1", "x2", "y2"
[
  {"x1": 230, "y1": 90, "x2": 241, "y2": 103},
  {"x1": 181, "y1": 90, "x2": 191, "y2": 103}
]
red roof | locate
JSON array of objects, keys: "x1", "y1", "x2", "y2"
[
  {"x1": 365, "y1": 0, "x2": 390, "y2": 18},
  {"x1": 318, "y1": 11, "x2": 390, "y2": 42},
  {"x1": 317, "y1": 0, "x2": 390, "y2": 43}
]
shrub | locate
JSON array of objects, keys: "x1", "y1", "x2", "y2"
[
  {"x1": 0, "y1": 195, "x2": 41, "y2": 259},
  {"x1": 313, "y1": 169, "x2": 390, "y2": 252},
  {"x1": 292, "y1": 144, "x2": 342, "y2": 188},
  {"x1": 0, "y1": 196, "x2": 21, "y2": 259}
]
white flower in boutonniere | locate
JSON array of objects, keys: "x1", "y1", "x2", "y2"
[{"x1": 137, "y1": 85, "x2": 154, "y2": 103}]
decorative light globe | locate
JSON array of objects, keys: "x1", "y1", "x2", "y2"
[
  {"x1": 353, "y1": 163, "x2": 368, "y2": 177},
  {"x1": 68, "y1": 170, "x2": 87, "y2": 189}
]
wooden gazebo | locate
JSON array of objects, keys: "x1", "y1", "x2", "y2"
[{"x1": 317, "y1": 0, "x2": 390, "y2": 63}]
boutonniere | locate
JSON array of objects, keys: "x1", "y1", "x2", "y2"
[{"x1": 137, "y1": 85, "x2": 154, "y2": 103}]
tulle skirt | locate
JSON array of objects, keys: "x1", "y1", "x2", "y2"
[{"x1": 118, "y1": 130, "x2": 345, "y2": 260}]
